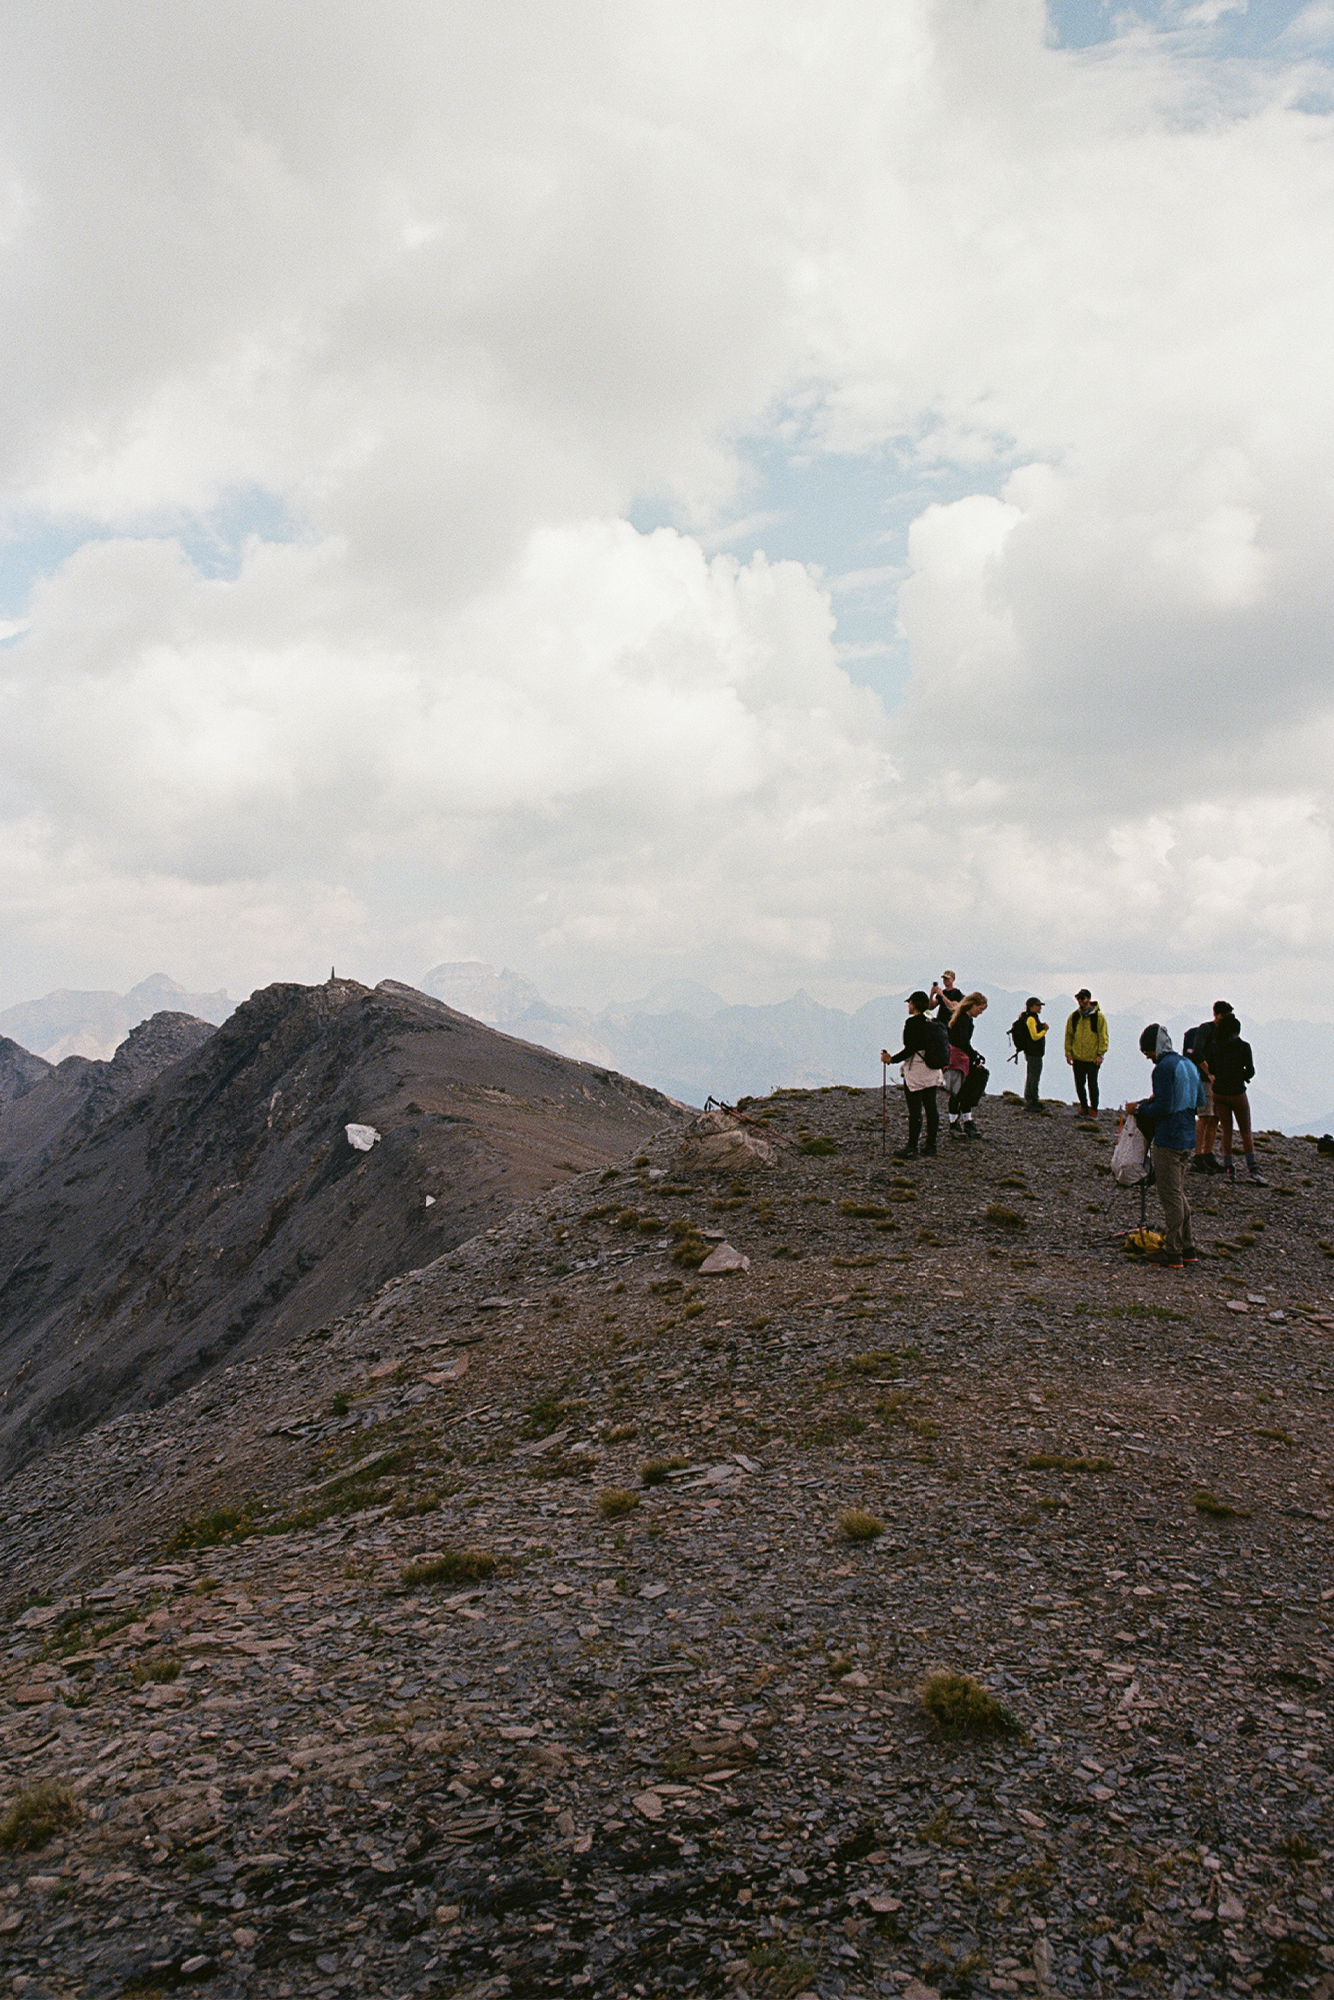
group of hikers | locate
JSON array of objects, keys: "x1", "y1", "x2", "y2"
[{"x1": 880, "y1": 978, "x2": 1262, "y2": 1267}]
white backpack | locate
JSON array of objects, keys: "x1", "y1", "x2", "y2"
[{"x1": 1111, "y1": 1113, "x2": 1148, "y2": 1186}]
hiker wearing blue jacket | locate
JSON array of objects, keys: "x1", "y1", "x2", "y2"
[{"x1": 1126, "y1": 1024, "x2": 1206, "y2": 1269}]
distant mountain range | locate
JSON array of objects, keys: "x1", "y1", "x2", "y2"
[
  {"x1": 422, "y1": 961, "x2": 1334, "y2": 1136},
  {"x1": 0, "y1": 973, "x2": 233, "y2": 1062},
  {"x1": 3, "y1": 964, "x2": 1331, "y2": 1136}
]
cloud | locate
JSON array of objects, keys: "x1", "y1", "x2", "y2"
[{"x1": 0, "y1": 0, "x2": 1332, "y2": 1013}]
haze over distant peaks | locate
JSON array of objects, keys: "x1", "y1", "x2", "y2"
[{"x1": 0, "y1": 973, "x2": 233, "y2": 1063}]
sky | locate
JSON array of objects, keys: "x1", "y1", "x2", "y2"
[{"x1": 2, "y1": 0, "x2": 1333, "y2": 1022}]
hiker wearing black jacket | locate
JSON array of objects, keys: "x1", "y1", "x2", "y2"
[
  {"x1": 945, "y1": 992, "x2": 989, "y2": 1140},
  {"x1": 1209, "y1": 1014, "x2": 1264, "y2": 1183},
  {"x1": 1183, "y1": 1000, "x2": 1234, "y2": 1172},
  {"x1": 881, "y1": 990, "x2": 945, "y2": 1159}
]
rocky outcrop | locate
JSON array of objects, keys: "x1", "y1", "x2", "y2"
[
  {"x1": 0, "y1": 1011, "x2": 216, "y2": 1190},
  {"x1": 0, "y1": 1036, "x2": 49, "y2": 1109},
  {"x1": 0, "y1": 979, "x2": 682, "y2": 1476}
]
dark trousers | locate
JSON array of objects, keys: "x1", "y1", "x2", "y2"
[
  {"x1": 1024, "y1": 1051, "x2": 1044, "y2": 1107},
  {"x1": 905, "y1": 1086, "x2": 939, "y2": 1151},
  {"x1": 958, "y1": 1063, "x2": 988, "y2": 1115},
  {"x1": 1072, "y1": 1058, "x2": 1100, "y2": 1111}
]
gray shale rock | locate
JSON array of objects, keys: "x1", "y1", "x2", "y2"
[{"x1": 2, "y1": 1087, "x2": 1332, "y2": 1998}]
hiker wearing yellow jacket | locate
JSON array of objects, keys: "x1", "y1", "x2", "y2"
[
  {"x1": 1064, "y1": 988, "x2": 1109, "y2": 1114},
  {"x1": 1020, "y1": 997, "x2": 1048, "y2": 1112}
]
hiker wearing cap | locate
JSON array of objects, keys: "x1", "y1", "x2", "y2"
[
  {"x1": 881, "y1": 991, "x2": 945, "y2": 1159},
  {"x1": 1126, "y1": 1025, "x2": 1206, "y2": 1269},
  {"x1": 930, "y1": 972, "x2": 964, "y2": 1022},
  {"x1": 1064, "y1": 990, "x2": 1109, "y2": 1114},
  {"x1": 1018, "y1": 997, "x2": 1048, "y2": 1112}
]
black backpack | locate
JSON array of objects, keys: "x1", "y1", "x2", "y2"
[
  {"x1": 1009, "y1": 1013, "x2": 1030, "y2": 1062},
  {"x1": 922, "y1": 1018, "x2": 950, "y2": 1070}
]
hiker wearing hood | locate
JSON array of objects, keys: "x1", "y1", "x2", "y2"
[{"x1": 1127, "y1": 1025, "x2": 1206, "y2": 1269}]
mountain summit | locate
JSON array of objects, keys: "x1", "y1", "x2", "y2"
[{"x1": 0, "y1": 978, "x2": 680, "y2": 1476}]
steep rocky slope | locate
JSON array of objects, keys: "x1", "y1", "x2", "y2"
[
  {"x1": 0, "y1": 1012, "x2": 217, "y2": 1189},
  {"x1": 0, "y1": 1035, "x2": 49, "y2": 1109},
  {"x1": 1, "y1": 1091, "x2": 1331, "y2": 1999},
  {"x1": 0, "y1": 979, "x2": 680, "y2": 1477}
]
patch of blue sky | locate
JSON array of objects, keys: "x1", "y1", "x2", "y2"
[
  {"x1": 0, "y1": 486, "x2": 299, "y2": 624},
  {"x1": 1047, "y1": 0, "x2": 1330, "y2": 59},
  {"x1": 633, "y1": 439, "x2": 1017, "y2": 710}
]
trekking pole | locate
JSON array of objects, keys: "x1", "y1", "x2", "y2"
[{"x1": 881, "y1": 1059, "x2": 887, "y2": 1158}]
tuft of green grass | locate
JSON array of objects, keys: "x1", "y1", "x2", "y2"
[
  {"x1": 0, "y1": 1780, "x2": 80, "y2": 1852},
  {"x1": 331, "y1": 1391, "x2": 351, "y2": 1416},
  {"x1": 1277, "y1": 1832, "x2": 1320, "y2": 1862},
  {"x1": 1026, "y1": 1452, "x2": 1114, "y2": 1473},
  {"x1": 799, "y1": 1135, "x2": 836, "y2": 1156},
  {"x1": 597, "y1": 1487, "x2": 640, "y2": 1519},
  {"x1": 401, "y1": 1548, "x2": 496, "y2": 1588},
  {"x1": 166, "y1": 1501, "x2": 267, "y2": 1552},
  {"x1": 1194, "y1": 1489, "x2": 1252, "y2": 1520},
  {"x1": 132, "y1": 1656, "x2": 182, "y2": 1685},
  {"x1": 839, "y1": 1507, "x2": 884, "y2": 1542},
  {"x1": 846, "y1": 1350, "x2": 898, "y2": 1375},
  {"x1": 839, "y1": 1199, "x2": 890, "y2": 1219},
  {"x1": 522, "y1": 1394, "x2": 567, "y2": 1439},
  {"x1": 921, "y1": 1669, "x2": 1020, "y2": 1738},
  {"x1": 746, "y1": 1944, "x2": 820, "y2": 1999},
  {"x1": 640, "y1": 1457, "x2": 690, "y2": 1486},
  {"x1": 985, "y1": 1202, "x2": 1026, "y2": 1229}
]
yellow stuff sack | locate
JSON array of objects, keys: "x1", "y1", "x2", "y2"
[{"x1": 1123, "y1": 1227, "x2": 1165, "y2": 1256}]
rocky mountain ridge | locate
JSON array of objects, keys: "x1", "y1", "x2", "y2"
[
  {"x1": 0, "y1": 979, "x2": 680, "y2": 1479},
  {"x1": 1, "y1": 1089, "x2": 1331, "y2": 1999}
]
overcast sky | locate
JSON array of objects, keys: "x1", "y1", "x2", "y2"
[{"x1": 2, "y1": 0, "x2": 1332, "y2": 1019}]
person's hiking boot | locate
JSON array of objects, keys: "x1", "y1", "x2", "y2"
[
  {"x1": 1223, "y1": 1161, "x2": 1236, "y2": 1182},
  {"x1": 963, "y1": 1120, "x2": 981, "y2": 1139},
  {"x1": 1147, "y1": 1252, "x2": 1184, "y2": 1269},
  {"x1": 1182, "y1": 1252, "x2": 1199, "y2": 1266},
  {"x1": 1245, "y1": 1161, "x2": 1267, "y2": 1185},
  {"x1": 1189, "y1": 1156, "x2": 1210, "y2": 1174},
  {"x1": 892, "y1": 1146, "x2": 918, "y2": 1161},
  {"x1": 921, "y1": 1142, "x2": 938, "y2": 1157},
  {"x1": 949, "y1": 1123, "x2": 965, "y2": 1140}
]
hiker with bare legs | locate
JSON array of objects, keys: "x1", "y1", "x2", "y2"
[
  {"x1": 1183, "y1": 1001, "x2": 1234, "y2": 1174},
  {"x1": 1126, "y1": 1025, "x2": 1205, "y2": 1269},
  {"x1": 881, "y1": 990, "x2": 946, "y2": 1159},
  {"x1": 1209, "y1": 1013, "x2": 1265, "y2": 1184}
]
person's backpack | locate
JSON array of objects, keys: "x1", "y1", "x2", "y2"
[
  {"x1": 1008, "y1": 1014, "x2": 1030, "y2": 1063},
  {"x1": 922, "y1": 1018, "x2": 950, "y2": 1071}
]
